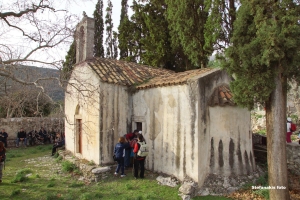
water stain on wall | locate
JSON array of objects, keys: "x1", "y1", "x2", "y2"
[
  {"x1": 210, "y1": 137, "x2": 215, "y2": 169},
  {"x1": 229, "y1": 138, "x2": 235, "y2": 169},
  {"x1": 218, "y1": 139, "x2": 224, "y2": 167},
  {"x1": 244, "y1": 150, "x2": 251, "y2": 174}
]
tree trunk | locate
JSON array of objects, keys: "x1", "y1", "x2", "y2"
[{"x1": 265, "y1": 68, "x2": 290, "y2": 199}]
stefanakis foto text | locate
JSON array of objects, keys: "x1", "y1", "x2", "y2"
[{"x1": 252, "y1": 186, "x2": 286, "y2": 190}]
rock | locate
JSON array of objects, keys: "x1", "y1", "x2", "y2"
[
  {"x1": 223, "y1": 177, "x2": 231, "y2": 188},
  {"x1": 156, "y1": 176, "x2": 178, "y2": 187},
  {"x1": 198, "y1": 188, "x2": 210, "y2": 196},
  {"x1": 227, "y1": 187, "x2": 238, "y2": 194},
  {"x1": 78, "y1": 176, "x2": 85, "y2": 181},
  {"x1": 25, "y1": 173, "x2": 32, "y2": 177},
  {"x1": 178, "y1": 194, "x2": 191, "y2": 200},
  {"x1": 179, "y1": 183, "x2": 195, "y2": 195},
  {"x1": 91, "y1": 167, "x2": 111, "y2": 174},
  {"x1": 248, "y1": 175, "x2": 253, "y2": 180}
]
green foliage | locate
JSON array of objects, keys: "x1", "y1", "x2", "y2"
[
  {"x1": 105, "y1": 0, "x2": 115, "y2": 58},
  {"x1": 62, "y1": 40, "x2": 76, "y2": 80},
  {"x1": 166, "y1": 0, "x2": 211, "y2": 68},
  {"x1": 47, "y1": 182, "x2": 55, "y2": 187},
  {"x1": 11, "y1": 168, "x2": 32, "y2": 183},
  {"x1": 93, "y1": 0, "x2": 105, "y2": 58},
  {"x1": 56, "y1": 155, "x2": 63, "y2": 162},
  {"x1": 80, "y1": 193, "x2": 94, "y2": 200},
  {"x1": 61, "y1": 160, "x2": 76, "y2": 172},
  {"x1": 125, "y1": 183, "x2": 133, "y2": 190},
  {"x1": 10, "y1": 189, "x2": 21, "y2": 197},
  {"x1": 290, "y1": 114, "x2": 298, "y2": 122},
  {"x1": 257, "y1": 129, "x2": 266, "y2": 135},
  {"x1": 253, "y1": 189, "x2": 270, "y2": 200},
  {"x1": 221, "y1": 0, "x2": 300, "y2": 109},
  {"x1": 118, "y1": 0, "x2": 130, "y2": 59},
  {"x1": 46, "y1": 193, "x2": 61, "y2": 200},
  {"x1": 256, "y1": 172, "x2": 268, "y2": 186},
  {"x1": 69, "y1": 181, "x2": 84, "y2": 188}
]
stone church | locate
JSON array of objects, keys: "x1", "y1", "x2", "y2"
[{"x1": 65, "y1": 16, "x2": 255, "y2": 187}]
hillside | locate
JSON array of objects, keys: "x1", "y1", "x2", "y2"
[{"x1": 0, "y1": 65, "x2": 64, "y2": 101}]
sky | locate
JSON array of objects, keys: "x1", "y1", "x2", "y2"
[
  {"x1": 62, "y1": 0, "x2": 133, "y2": 33},
  {"x1": 0, "y1": 0, "x2": 133, "y2": 68}
]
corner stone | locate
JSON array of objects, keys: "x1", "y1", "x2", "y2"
[{"x1": 91, "y1": 166, "x2": 111, "y2": 174}]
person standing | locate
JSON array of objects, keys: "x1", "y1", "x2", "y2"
[
  {"x1": 286, "y1": 117, "x2": 296, "y2": 143},
  {"x1": 0, "y1": 129, "x2": 8, "y2": 148},
  {"x1": 114, "y1": 137, "x2": 130, "y2": 177},
  {"x1": 51, "y1": 133, "x2": 65, "y2": 156},
  {"x1": 16, "y1": 128, "x2": 27, "y2": 147},
  {"x1": 133, "y1": 134, "x2": 147, "y2": 179},
  {"x1": 124, "y1": 130, "x2": 138, "y2": 168},
  {"x1": 0, "y1": 141, "x2": 6, "y2": 183}
]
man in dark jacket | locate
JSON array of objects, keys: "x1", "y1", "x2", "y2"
[
  {"x1": 0, "y1": 129, "x2": 8, "y2": 148},
  {"x1": 16, "y1": 128, "x2": 27, "y2": 147}
]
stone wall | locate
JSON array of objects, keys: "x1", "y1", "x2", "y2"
[
  {"x1": 0, "y1": 117, "x2": 64, "y2": 139},
  {"x1": 286, "y1": 143, "x2": 300, "y2": 175}
]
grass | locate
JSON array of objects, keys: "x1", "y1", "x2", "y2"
[{"x1": 0, "y1": 145, "x2": 233, "y2": 200}]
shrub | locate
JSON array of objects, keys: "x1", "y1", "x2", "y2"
[
  {"x1": 10, "y1": 189, "x2": 21, "y2": 197},
  {"x1": 62, "y1": 160, "x2": 76, "y2": 172},
  {"x1": 47, "y1": 182, "x2": 55, "y2": 187},
  {"x1": 11, "y1": 168, "x2": 32, "y2": 183},
  {"x1": 253, "y1": 189, "x2": 270, "y2": 200}
]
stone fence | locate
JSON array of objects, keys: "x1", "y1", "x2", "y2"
[
  {"x1": 0, "y1": 117, "x2": 64, "y2": 140},
  {"x1": 286, "y1": 143, "x2": 300, "y2": 175},
  {"x1": 253, "y1": 133, "x2": 300, "y2": 175}
]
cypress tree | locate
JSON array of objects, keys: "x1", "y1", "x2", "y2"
[
  {"x1": 118, "y1": 0, "x2": 130, "y2": 59},
  {"x1": 93, "y1": 0, "x2": 105, "y2": 58},
  {"x1": 105, "y1": 0, "x2": 113, "y2": 58},
  {"x1": 62, "y1": 40, "x2": 76, "y2": 80},
  {"x1": 112, "y1": 31, "x2": 118, "y2": 59},
  {"x1": 222, "y1": 1, "x2": 300, "y2": 199},
  {"x1": 166, "y1": 0, "x2": 211, "y2": 68}
]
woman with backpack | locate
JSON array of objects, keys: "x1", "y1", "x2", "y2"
[
  {"x1": 133, "y1": 134, "x2": 148, "y2": 179},
  {"x1": 0, "y1": 141, "x2": 6, "y2": 183},
  {"x1": 114, "y1": 137, "x2": 130, "y2": 177}
]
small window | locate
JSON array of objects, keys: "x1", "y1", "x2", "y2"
[{"x1": 136, "y1": 122, "x2": 142, "y2": 131}]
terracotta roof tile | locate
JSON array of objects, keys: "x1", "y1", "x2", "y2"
[
  {"x1": 136, "y1": 68, "x2": 217, "y2": 89},
  {"x1": 83, "y1": 58, "x2": 219, "y2": 89},
  {"x1": 209, "y1": 84, "x2": 235, "y2": 107},
  {"x1": 85, "y1": 58, "x2": 174, "y2": 86}
]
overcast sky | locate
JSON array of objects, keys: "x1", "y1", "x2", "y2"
[{"x1": 66, "y1": 0, "x2": 133, "y2": 32}]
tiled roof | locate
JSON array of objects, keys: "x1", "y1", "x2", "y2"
[
  {"x1": 85, "y1": 58, "x2": 174, "y2": 86},
  {"x1": 136, "y1": 68, "x2": 218, "y2": 89},
  {"x1": 209, "y1": 84, "x2": 235, "y2": 107},
  {"x1": 82, "y1": 58, "x2": 220, "y2": 89}
]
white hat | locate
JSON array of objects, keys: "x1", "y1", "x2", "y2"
[
  {"x1": 138, "y1": 131, "x2": 142, "y2": 134},
  {"x1": 287, "y1": 117, "x2": 292, "y2": 122}
]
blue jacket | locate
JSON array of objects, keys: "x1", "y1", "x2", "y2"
[{"x1": 114, "y1": 142, "x2": 130, "y2": 158}]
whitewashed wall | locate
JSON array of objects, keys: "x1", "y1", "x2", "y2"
[
  {"x1": 65, "y1": 63, "x2": 132, "y2": 165},
  {"x1": 132, "y1": 84, "x2": 199, "y2": 182},
  {"x1": 65, "y1": 63, "x2": 101, "y2": 164}
]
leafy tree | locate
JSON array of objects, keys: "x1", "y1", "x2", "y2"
[
  {"x1": 222, "y1": 0, "x2": 300, "y2": 199},
  {"x1": 166, "y1": 0, "x2": 212, "y2": 68},
  {"x1": 204, "y1": 0, "x2": 237, "y2": 52},
  {"x1": 105, "y1": 0, "x2": 114, "y2": 58},
  {"x1": 62, "y1": 40, "x2": 76, "y2": 80},
  {"x1": 94, "y1": 0, "x2": 105, "y2": 58},
  {"x1": 127, "y1": 0, "x2": 194, "y2": 71}
]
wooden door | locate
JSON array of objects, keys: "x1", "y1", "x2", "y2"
[{"x1": 76, "y1": 119, "x2": 82, "y2": 154}]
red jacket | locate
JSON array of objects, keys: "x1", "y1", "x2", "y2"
[{"x1": 125, "y1": 133, "x2": 135, "y2": 141}]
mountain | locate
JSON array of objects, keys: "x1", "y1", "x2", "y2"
[{"x1": 0, "y1": 65, "x2": 64, "y2": 101}]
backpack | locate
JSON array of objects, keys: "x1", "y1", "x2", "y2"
[
  {"x1": 137, "y1": 142, "x2": 149, "y2": 157},
  {"x1": 290, "y1": 123, "x2": 296, "y2": 132}
]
